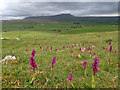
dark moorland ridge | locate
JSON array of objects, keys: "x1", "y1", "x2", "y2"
[{"x1": 23, "y1": 13, "x2": 118, "y2": 22}]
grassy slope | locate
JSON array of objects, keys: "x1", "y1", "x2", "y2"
[
  {"x1": 60, "y1": 25, "x2": 118, "y2": 34},
  {"x1": 2, "y1": 31, "x2": 118, "y2": 88},
  {"x1": 2, "y1": 18, "x2": 118, "y2": 33}
]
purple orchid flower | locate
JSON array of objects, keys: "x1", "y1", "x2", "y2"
[
  {"x1": 75, "y1": 44, "x2": 76, "y2": 47},
  {"x1": 30, "y1": 57, "x2": 37, "y2": 71},
  {"x1": 102, "y1": 47, "x2": 105, "y2": 50},
  {"x1": 108, "y1": 59, "x2": 111, "y2": 62},
  {"x1": 31, "y1": 49, "x2": 36, "y2": 57},
  {"x1": 109, "y1": 45, "x2": 112, "y2": 52},
  {"x1": 52, "y1": 63, "x2": 54, "y2": 67},
  {"x1": 70, "y1": 50, "x2": 73, "y2": 54},
  {"x1": 83, "y1": 61, "x2": 87, "y2": 69},
  {"x1": 49, "y1": 66, "x2": 51, "y2": 71},
  {"x1": 63, "y1": 46, "x2": 65, "y2": 49},
  {"x1": 71, "y1": 50, "x2": 73, "y2": 53},
  {"x1": 90, "y1": 52, "x2": 92, "y2": 54},
  {"x1": 51, "y1": 47, "x2": 52, "y2": 50},
  {"x1": 88, "y1": 46, "x2": 91, "y2": 50},
  {"x1": 76, "y1": 56, "x2": 78, "y2": 58},
  {"x1": 55, "y1": 49, "x2": 57, "y2": 51},
  {"x1": 49, "y1": 57, "x2": 56, "y2": 72},
  {"x1": 68, "y1": 74, "x2": 73, "y2": 83},
  {"x1": 40, "y1": 46, "x2": 42, "y2": 49},
  {"x1": 92, "y1": 57, "x2": 99, "y2": 74},
  {"x1": 83, "y1": 43, "x2": 84, "y2": 46},
  {"x1": 109, "y1": 42, "x2": 111, "y2": 45},
  {"x1": 51, "y1": 57, "x2": 56, "y2": 64},
  {"x1": 79, "y1": 48, "x2": 81, "y2": 51}
]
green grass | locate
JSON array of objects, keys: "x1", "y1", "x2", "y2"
[
  {"x1": 60, "y1": 25, "x2": 118, "y2": 34},
  {"x1": 2, "y1": 19, "x2": 118, "y2": 33},
  {"x1": 2, "y1": 30, "x2": 118, "y2": 88}
]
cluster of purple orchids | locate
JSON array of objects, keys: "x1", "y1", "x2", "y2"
[
  {"x1": 38, "y1": 42, "x2": 117, "y2": 55},
  {"x1": 79, "y1": 46, "x2": 92, "y2": 52},
  {"x1": 70, "y1": 50, "x2": 73, "y2": 54},
  {"x1": 102, "y1": 41, "x2": 117, "y2": 53},
  {"x1": 38, "y1": 43, "x2": 95, "y2": 55},
  {"x1": 83, "y1": 61, "x2": 87, "y2": 69},
  {"x1": 49, "y1": 57, "x2": 56, "y2": 71},
  {"x1": 92, "y1": 57, "x2": 99, "y2": 74},
  {"x1": 40, "y1": 45, "x2": 58, "y2": 51},
  {"x1": 30, "y1": 49, "x2": 37, "y2": 72},
  {"x1": 90, "y1": 52, "x2": 96, "y2": 57},
  {"x1": 27, "y1": 41, "x2": 118, "y2": 87},
  {"x1": 83, "y1": 61, "x2": 87, "y2": 77},
  {"x1": 68, "y1": 74, "x2": 73, "y2": 83}
]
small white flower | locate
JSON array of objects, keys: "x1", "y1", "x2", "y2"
[
  {"x1": 92, "y1": 44, "x2": 95, "y2": 48},
  {"x1": 81, "y1": 48, "x2": 86, "y2": 52},
  {"x1": 78, "y1": 54, "x2": 81, "y2": 58}
]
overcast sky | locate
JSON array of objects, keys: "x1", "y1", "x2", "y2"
[{"x1": 0, "y1": 0, "x2": 119, "y2": 20}]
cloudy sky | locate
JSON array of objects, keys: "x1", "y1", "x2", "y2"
[{"x1": 0, "y1": 0, "x2": 119, "y2": 20}]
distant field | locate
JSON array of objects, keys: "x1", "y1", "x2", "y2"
[{"x1": 2, "y1": 18, "x2": 118, "y2": 34}]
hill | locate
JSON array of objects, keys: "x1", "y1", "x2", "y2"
[
  {"x1": 24, "y1": 14, "x2": 118, "y2": 25},
  {"x1": 24, "y1": 14, "x2": 75, "y2": 21}
]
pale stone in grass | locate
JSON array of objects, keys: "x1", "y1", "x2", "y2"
[
  {"x1": 1, "y1": 38, "x2": 4, "y2": 39},
  {"x1": 15, "y1": 38, "x2": 20, "y2": 40},
  {"x1": 1, "y1": 55, "x2": 16, "y2": 62}
]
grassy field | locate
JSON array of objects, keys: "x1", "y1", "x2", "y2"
[
  {"x1": 2, "y1": 19, "x2": 117, "y2": 33},
  {"x1": 1, "y1": 17, "x2": 119, "y2": 88},
  {"x1": 2, "y1": 28, "x2": 118, "y2": 88}
]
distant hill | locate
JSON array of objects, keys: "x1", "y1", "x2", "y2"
[
  {"x1": 24, "y1": 14, "x2": 118, "y2": 24},
  {"x1": 24, "y1": 14, "x2": 75, "y2": 21}
]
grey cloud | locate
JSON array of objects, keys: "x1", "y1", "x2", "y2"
[
  {"x1": 4, "y1": 0, "x2": 119, "y2": 2},
  {"x1": 1, "y1": 2, "x2": 118, "y2": 20}
]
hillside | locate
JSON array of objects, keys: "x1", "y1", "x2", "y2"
[
  {"x1": 2, "y1": 14, "x2": 118, "y2": 33},
  {"x1": 24, "y1": 14, "x2": 118, "y2": 25}
]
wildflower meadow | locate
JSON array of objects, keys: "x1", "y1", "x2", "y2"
[{"x1": 2, "y1": 30, "x2": 118, "y2": 88}]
